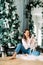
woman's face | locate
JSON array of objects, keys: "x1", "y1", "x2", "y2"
[{"x1": 24, "y1": 30, "x2": 30, "y2": 38}]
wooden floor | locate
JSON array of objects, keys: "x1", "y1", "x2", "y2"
[{"x1": 0, "y1": 57, "x2": 43, "y2": 65}]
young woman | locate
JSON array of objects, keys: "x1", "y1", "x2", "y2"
[{"x1": 10, "y1": 29, "x2": 40, "y2": 59}]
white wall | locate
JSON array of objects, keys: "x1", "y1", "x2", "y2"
[
  {"x1": 15, "y1": 0, "x2": 24, "y2": 32},
  {"x1": 31, "y1": 5, "x2": 43, "y2": 46},
  {"x1": 15, "y1": 0, "x2": 28, "y2": 32}
]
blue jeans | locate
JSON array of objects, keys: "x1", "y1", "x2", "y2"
[
  {"x1": 15, "y1": 43, "x2": 30, "y2": 54},
  {"x1": 15, "y1": 43, "x2": 40, "y2": 56},
  {"x1": 31, "y1": 50, "x2": 40, "y2": 56}
]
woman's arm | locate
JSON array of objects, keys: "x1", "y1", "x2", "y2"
[{"x1": 30, "y1": 37, "x2": 37, "y2": 50}]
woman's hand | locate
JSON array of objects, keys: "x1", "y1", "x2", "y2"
[{"x1": 30, "y1": 37, "x2": 36, "y2": 50}]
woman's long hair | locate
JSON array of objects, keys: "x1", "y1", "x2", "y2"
[{"x1": 23, "y1": 29, "x2": 31, "y2": 40}]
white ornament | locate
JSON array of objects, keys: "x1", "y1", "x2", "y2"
[
  {"x1": 12, "y1": 4, "x2": 14, "y2": 7},
  {"x1": 6, "y1": 9, "x2": 9, "y2": 14},
  {"x1": 9, "y1": 31, "x2": 14, "y2": 38},
  {"x1": 4, "y1": 18, "x2": 9, "y2": 28},
  {"x1": 12, "y1": 11, "x2": 15, "y2": 16},
  {"x1": 4, "y1": 38, "x2": 7, "y2": 41},
  {"x1": 4, "y1": 32, "x2": 7, "y2": 35},
  {"x1": 12, "y1": 25, "x2": 15, "y2": 27},
  {"x1": 13, "y1": 16, "x2": 15, "y2": 20},
  {"x1": 0, "y1": 11, "x2": 3, "y2": 14}
]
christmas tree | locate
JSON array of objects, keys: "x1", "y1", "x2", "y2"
[
  {"x1": 0, "y1": 0, "x2": 20, "y2": 47},
  {"x1": 25, "y1": 3, "x2": 34, "y2": 35},
  {"x1": 25, "y1": 0, "x2": 41, "y2": 35}
]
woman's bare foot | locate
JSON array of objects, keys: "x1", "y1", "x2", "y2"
[
  {"x1": 9, "y1": 56, "x2": 16, "y2": 60},
  {"x1": 9, "y1": 52, "x2": 17, "y2": 60},
  {"x1": 24, "y1": 54, "x2": 29, "y2": 56}
]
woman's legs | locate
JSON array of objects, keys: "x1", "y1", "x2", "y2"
[
  {"x1": 15, "y1": 43, "x2": 22, "y2": 53},
  {"x1": 31, "y1": 50, "x2": 40, "y2": 56},
  {"x1": 10, "y1": 43, "x2": 22, "y2": 59},
  {"x1": 15, "y1": 43, "x2": 30, "y2": 54},
  {"x1": 10, "y1": 43, "x2": 30, "y2": 59}
]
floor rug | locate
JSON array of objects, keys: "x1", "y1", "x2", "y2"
[{"x1": 16, "y1": 54, "x2": 43, "y2": 61}]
